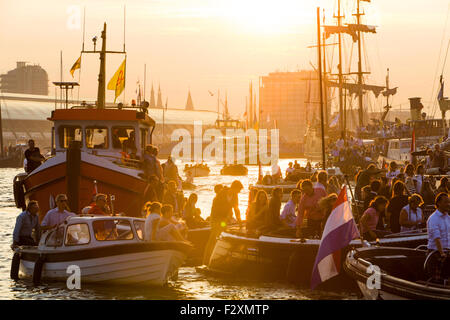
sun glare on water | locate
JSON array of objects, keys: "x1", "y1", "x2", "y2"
[{"x1": 222, "y1": 0, "x2": 318, "y2": 34}]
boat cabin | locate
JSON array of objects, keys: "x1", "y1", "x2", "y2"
[
  {"x1": 40, "y1": 216, "x2": 147, "y2": 250},
  {"x1": 48, "y1": 107, "x2": 155, "y2": 159},
  {"x1": 386, "y1": 138, "x2": 412, "y2": 162},
  {"x1": 408, "y1": 119, "x2": 449, "y2": 138}
]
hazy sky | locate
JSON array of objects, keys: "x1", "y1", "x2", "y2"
[{"x1": 1, "y1": 0, "x2": 449, "y2": 118}]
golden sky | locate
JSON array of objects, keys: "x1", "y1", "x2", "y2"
[{"x1": 0, "y1": 0, "x2": 449, "y2": 118}]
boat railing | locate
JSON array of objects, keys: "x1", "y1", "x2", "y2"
[{"x1": 97, "y1": 154, "x2": 143, "y2": 169}]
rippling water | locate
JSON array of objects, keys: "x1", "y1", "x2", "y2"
[{"x1": 0, "y1": 162, "x2": 357, "y2": 300}]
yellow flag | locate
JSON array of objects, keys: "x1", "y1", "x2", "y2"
[
  {"x1": 107, "y1": 58, "x2": 126, "y2": 103},
  {"x1": 69, "y1": 55, "x2": 81, "y2": 77}
]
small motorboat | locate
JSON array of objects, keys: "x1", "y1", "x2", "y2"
[
  {"x1": 182, "y1": 181, "x2": 196, "y2": 190},
  {"x1": 184, "y1": 164, "x2": 210, "y2": 177},
  {"x1": 207, "y1": 228, "x2": 428, "y2": 289},
  {"x1": 10, "y1": 215, "x2": 192, "y2": 286},
  {"x1": 220, "y1": 164, "x2": 248, "y2": 176},
  {"x1": 344, "y1": 246, "x2": 449, "y2": 300}
]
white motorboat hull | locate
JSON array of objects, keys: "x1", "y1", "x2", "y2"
[{"x1": 19, "y1": 249, "x2": 186, "y2": 286}]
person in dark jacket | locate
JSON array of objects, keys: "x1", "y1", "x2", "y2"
[{"x1": 386, "y1": 181, "x2": 409, "y2": 233}]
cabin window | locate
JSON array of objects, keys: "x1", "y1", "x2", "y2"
[
  {"x1": 400, "y1": 141, "x2": 411, "y2": 149},
  {"x1": 86, "y1": 127, "x2": 108, "y2": 149},
  {"x1": 391, "y1": 142, "x2": 399, "y2": 149},
  {"x1": 134, "y1": 220, "x2": 145, "y2": 240},
  {"x1": 93, "y1": 219, "x2": 134, "y2": 241},
  {"x1": 140, "y1": 128, "x2": 148, "y2": 151},
  {"x1": 45, "y1": 226, "x2": 65, "y2": 247},
  {"x1": 65, "y1": 223, "x2": 90, "y2": 246},
  {"x1": 111, "y1": 126, "x2": 136, "y2": 152},
  {"x1": 58, "y1": 126, "x2": 82, "y2": 149}
]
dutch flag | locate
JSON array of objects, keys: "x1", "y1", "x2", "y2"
[{"x1": 311, "y1": 187, "x2": 360, "y2": 289}]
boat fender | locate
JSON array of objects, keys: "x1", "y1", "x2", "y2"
[
  {"x1": 10, "y1": 252, "x2": 21, "y2": 280},
  {"x1": 32, "y1": 255, "x2": 46, "y2": 285},
  {"x1": 13, "y1": 177, "x2": 26, "y2": 210}
]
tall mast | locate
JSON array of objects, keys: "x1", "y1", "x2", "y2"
[
  {"x1": 97, "y1": 23, "x2": 107, "y2": 109},
  {"x1": 317, "y1": 8, "x2": 326, "y2": 170},
  {"x1": 335, "y1": 0, "x2": 345, "y2": 139},
  {"x1": 322, "y1": 9, "x2": 328, "y2": 131},
  {"x1": 355, "y1": 0, "x2": 364, "y2": 127}
]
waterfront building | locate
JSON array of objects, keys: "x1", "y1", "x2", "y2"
[
  {"x1": 259, "y1": 70, "x2": 330, "y2": 142},
  {"x1": 0, "y1": 62, "x2": 48, "y2": 96}
]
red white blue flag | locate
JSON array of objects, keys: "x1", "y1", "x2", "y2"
[{"x1": 311, "y1": 187, "x2": 360, "y2": 289}]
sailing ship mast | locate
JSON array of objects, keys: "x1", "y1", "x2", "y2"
[
  {"x1": 336, "y1": 0, "x2": 345, "y2": 138},
  {"x1": 78, "y1": 22, "x2": 126, "y2": 109},
  {"x1": 324, "y1": 0, "x2": 387, "y2": 131},
  {"x1": 317, "y1": 8, "x2": 326, "y2": 170},
  {"x1": 355, "y1": 0, "x2": 365, "y2": 127}
]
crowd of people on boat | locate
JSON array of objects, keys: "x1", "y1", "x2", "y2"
[{"x1": 357, "y1": 122, "x2": 412, "y2": 139}]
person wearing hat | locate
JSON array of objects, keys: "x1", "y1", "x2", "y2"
[{"x1": 355, "y1": 164, "x2": 380, "y2": 200}]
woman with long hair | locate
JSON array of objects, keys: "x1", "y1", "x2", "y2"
[
  {"x1": 386, "y1": 181, "x2": 409, "y2": 233},
  {"x1": 246, "y1": 190, "x2": 268, "y2": 233},
  {"x1": 420, "y1": 178, "x2": 436, "y2": 206},
  {"x1": 360, "y1": 196, "x2": 389, "y2": 241}
]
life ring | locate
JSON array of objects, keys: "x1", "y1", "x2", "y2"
[
  {"x1": 10, "y1": 252, "x2": 21, "y2": 280},
  {"x1": 32, "y1": 255, "x2": 46, "y2": 285}
]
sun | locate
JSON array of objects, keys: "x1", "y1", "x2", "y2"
[{"x1": 221, "y1": 0, "x2": 318, "y2": 34}]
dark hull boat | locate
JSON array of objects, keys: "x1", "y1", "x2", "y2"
[
  {"x1": 344, "y1": 246, "x2": 449, "y2": 300},
  {"x1": 207, "y1": 230, "x2": 428, "y2": 289},
  {"x1": 186, "y1": 226, "x2": 210, "y2": 265},
  {"x1": 220, "y1": 164, "x2": 248, "y2": 176}
]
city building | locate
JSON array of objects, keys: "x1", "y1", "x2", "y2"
[
  {"x1": 0, "y1": 62, "x2": 48, "y2": 95},
  {"x1": 259, "y1": 70, "x2": 330, "y2": 142}
]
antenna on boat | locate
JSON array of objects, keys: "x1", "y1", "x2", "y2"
[{"x1": 123, "y1": 5, "x2": 126, "y2": 53}]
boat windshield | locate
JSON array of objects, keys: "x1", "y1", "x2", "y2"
[
  {"x1": 59, "y1": 126, "x2": 82, "y2": 148},
  {"x1": 133, "y1": 220, "x2": 145, "y2": 240},
  {"x1": 92, "y1": 219, "x2": 134, "y2": 241},
  {"x1": 86, "y1": 127, "x2": 108, "y2": 149},
  {"x1": 65, "y1": 223, "x2": 90, "y2": 246},
  {"x1": 112, "y1": 126, "x2": 135, "y2": 150},
  {"x1": 45, "y1": 226, "x2": 64, "y2": 247}
]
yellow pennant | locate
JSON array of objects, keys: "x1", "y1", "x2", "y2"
[
  {"x1": 107, "y1": 58, "x2": 126, "y2": 103},
  {"x1": 69, "y1": 55, "x2": 81, "y2": 78}
]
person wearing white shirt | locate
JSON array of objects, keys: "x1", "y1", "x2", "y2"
[
  {"x1": 41, "y1": 194, "x2": 75, "y2": 231},
  {"x1": 427, "y1": 193, "x2": 450, "y2": 258},
  {"x1": 399, "y1": 195, "x2": 424, "y2": 232},
  {"x1": 144, "y1": 202, "x2": 162, "y2": 242},
  {"x1": 280, "y1": 190, "x2": 301, "y2": 228},
  {"x1": 414, "y1": 164, "x2": 425, "y2": 193}
]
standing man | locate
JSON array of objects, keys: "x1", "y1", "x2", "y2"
[
  {"x1": 41, "y1": 194, "x2": 76, "y2": 231},
  {"x1": 296, "y1": 180, "x2": 327, "y2": 238},
  {"x1": 24, "y1": 139, "x2": 44, "y2": 174},
  {"x1": 203, "y1": 180, "x2": 243, "y2": 265},
  {"x1": 227, "y1": 180, "x2": 244, "y2": 224},
  {"x1": 12, "y1": 200, "x2": 41, "y2": 247},
  {"x1": 427, "y1": 193, "x2": 450, "y2": 258}
]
